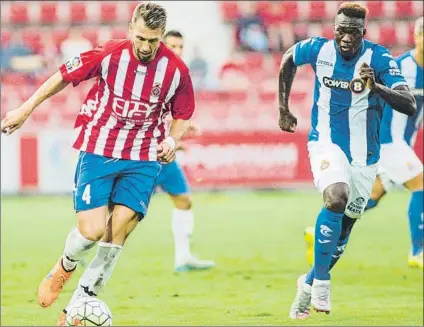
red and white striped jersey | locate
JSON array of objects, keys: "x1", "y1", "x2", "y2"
[{"x1": 59, "y1": 39, "x2": 195, "y2": 161}]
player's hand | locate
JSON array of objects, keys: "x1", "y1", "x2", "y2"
[
  {"x1": 359, "y1": 62, "x2": 376, "y2": 90},
  {"x1": 157, "y1": 140, "x2": 176, "y2": 164},
  {"x1": 1, "y1": 106, "x2": 30, "y2": 135},
  {"x1": 278, "y1": 108, "x2": 297, "y2": 133}
]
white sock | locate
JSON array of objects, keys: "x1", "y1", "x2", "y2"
[
  {"x1": 172, "y1": 208, "x2": 194, "y2": 265},
  {"x1": 65, "y1": 242, "x2": 123, "y2": 312},
  {"x1": 62, "y1": 228, "x2": 96, "y2": 272}
]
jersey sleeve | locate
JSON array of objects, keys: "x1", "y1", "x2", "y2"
[
  {"x1": 374, "y1": 47, "x2": 408, "y2": 89},
  {"x1": 170, "y1": 70, "x2": 195, "y2": 120},
  {"x1": 60, "y1": 44, "x2": 106, "y2": 87},
  {"x1": 292, "y1": 37, "x2": 325, "y2": 66}
]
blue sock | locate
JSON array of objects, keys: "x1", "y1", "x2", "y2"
[
  {"x1": 313, "y1": 207, "x2": 344, "y2": 281},
  {"x1": 365, "y1": 198, "x2": 379, "y2": 211},
  {"x1": 329, "y1": 215, "x2": 356, "y2": 270},
  {"x1": 305, "y1": 215, "x2": 356, "y2": 285},
  {"x1": 408, "y1": 190, "x2": 423, "y2": 256}
]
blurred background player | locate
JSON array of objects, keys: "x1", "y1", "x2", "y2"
[
  {"x1": 278, "y1": 2, "x2": 416, "y2": 319},
  {"x1": 2, "y1": 3, "x2": 196, "y2": 325},
  {"x1": 158, "y1": 29, "x2": 215, "y2": 272},
  {"x1": 304, "y1": 16, "x2": 424, "y2": 270}
]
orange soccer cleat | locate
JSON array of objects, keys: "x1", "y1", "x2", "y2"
[{"x1": 38, "y1": 258, "x2": 75, "y2": 308}]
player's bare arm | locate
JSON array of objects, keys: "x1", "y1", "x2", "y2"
[
  {"x1": 359, "y1": 62, "x2": 417, "y2": 116},
  {"x1": 1, "y1": 71, "x2": 69, "y2": 135},
  {"x1": 175, "y1": 121, "x2": 200, "y2": 151},
  {"x1": 158, "y1": 119, "x2": 191, "y2": 163},
  {"x1": 278, "y1": 45, "x2": 298, "y2": 133}
]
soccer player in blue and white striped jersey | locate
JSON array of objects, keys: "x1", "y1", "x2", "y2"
[
  {"x1": 278, "y1": 2, "x2": 417, "y2": 319},
  {"x1": 304, "y1": 16, "x2": 423, "y2": 275}
]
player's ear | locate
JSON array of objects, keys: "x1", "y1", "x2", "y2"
[{"x1": 363, "y1": 28, "x2": 367, "y2": 37}]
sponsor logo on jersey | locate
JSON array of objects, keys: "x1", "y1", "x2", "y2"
[
  {"x1": 65, "y1": 55, "x2": 83, "y2": 73},
  {"x1": 323, "y1": 76, "x2": 366, "y2": 94},
  {"x1": 347, "y1": 197, "x2": 365, "y2": 214},
  {"x1": 317, "y1": 59, "x2": 334, "y2": 67},
  {"x1": 111, "y1": 96, "x2": 158, "y2": 123}
]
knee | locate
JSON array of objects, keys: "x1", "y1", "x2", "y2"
[
  {"x1": 78, "y1": 220, "x2": 106, "y2": 242},
  {"x1": 173, "y1": 195, "x2": 192, "y2": 210},
  {"x1": 77, "y1": 208, "x2": 108, "y2": 241},
  {"x1": 323, "y1": 183, "x2": 349, "y2": 213}
]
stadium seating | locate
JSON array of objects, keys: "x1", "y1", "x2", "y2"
[
  {"x1": 2, "y1": 1, "x2": 421, "y2": 26},
  {"x1": 1, "y1": 1, "x2": 421, "y2": 129},
  {"x1": 219, "y1": 0, "x2": 423, "y2": 23},
  {"x1": 2, "y1": 1, "x2": 142, "y2": 25},
  {"x1": 3, "y1": 1, "x2": 421, "y2": 25}
]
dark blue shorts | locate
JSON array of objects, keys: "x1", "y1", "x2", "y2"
[
  {"x1": 155, "y1": 161, "x2": 190, "y2": 196},
  {"x1": 73, "y1": 151, "x2": 161, "y2": 218}
]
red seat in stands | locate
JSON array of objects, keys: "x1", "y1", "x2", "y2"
[
  {"x1": 22, "y1": 29, "x2": 43, "y2": 53},
  {"x1": 70, "y1": 2, "x2": 87, "y2": 24},
  {"x1": 280, "y1": 1, "x2": 299, "y2": 22},
  {"x1": 40, "y1": 2, "x2": 58, "y2": 24},
  {"x1": 10, "y1": 2, "x2": 29, "y2": 25},
  {"x1": 51, "y1": 29, "x2": 69, "y2": 51},
  {"x1": 220, "y1": 2, "x2": 240, "y2": 22},
  {"x1": 379, "y1": 24, "x2": 397, "y2": 47},
  {"x1": 395, "y1": 0, "x2": 413, "y2": 18},
  {"x1": 366, "y1": 1, "x2": 384, "y2": 19},
  {"x1": 82, "y1": 29, "x2": 99, "y2": 48},
  {"x1": 100, "y1": 2, "x2": 117, "y2": 23},
  {"x1": 309, "y1": 1, "x2": 327, "y2": 21},
  {"x1": 1, "y1": 29, "x2": 12, "y2": 47}
]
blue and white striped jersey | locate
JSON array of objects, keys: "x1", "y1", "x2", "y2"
[
  {"x1": 293, "y1": 37, "x2": 408, "y2": 166},
  {"x1": 380, "y1": 50, "x2": 423, "y2": 146}
]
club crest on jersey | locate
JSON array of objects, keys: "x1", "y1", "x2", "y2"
[
  {"x1": 320, "y1": 160, "x2": 330, "y2": 171},
  {"x1": 151, "y1": 83, "x2": 161, "y2": 98},
  {"x1": 323, "y1": 76, "x2": 366, "y2": 94},
  {"x1": 65, "y1": 55, "x2": 83, "y2": 73}
]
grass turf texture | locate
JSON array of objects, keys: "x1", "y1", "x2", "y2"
[{"x1": 1, "y1": 191, "x2": 423, "y2": 326}]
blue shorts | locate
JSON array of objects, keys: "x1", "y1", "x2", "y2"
[
  {"x1": 155, "y1": 161, "x2": 190, "y2": 195},
  {"x1": 73, "y1": 151, "x2": 161, "y2": 218}
]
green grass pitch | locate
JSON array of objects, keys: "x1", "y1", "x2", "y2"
[{"x1": 1, "y1": 190, "x2": 423, "y2": 326}]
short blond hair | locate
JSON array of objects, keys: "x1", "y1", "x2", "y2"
[{"x1": 131, "y1": 2, "x2": 167, "y2": 31}]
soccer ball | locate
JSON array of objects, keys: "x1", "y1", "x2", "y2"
[{"x1": 65, "y1": 297, "x2": 112, "y2": 326}]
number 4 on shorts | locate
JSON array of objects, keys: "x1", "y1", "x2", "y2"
[{"x1": 82, "y1": 184, "x2": 91, "y2": 204}]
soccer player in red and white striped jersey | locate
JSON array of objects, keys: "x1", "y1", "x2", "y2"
[{"x1": 1, "y1": 3, "x2": 195, "y2": 325}]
